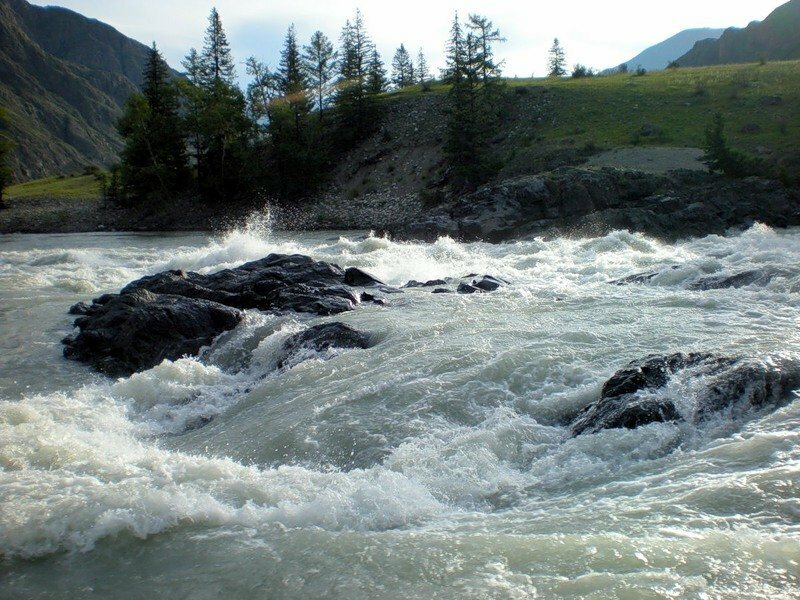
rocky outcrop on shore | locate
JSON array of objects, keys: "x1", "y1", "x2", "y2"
[{"x1": 394, "y1": 168, "x2": 800, "y2": 243}]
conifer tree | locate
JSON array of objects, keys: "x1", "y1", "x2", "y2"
[
  {"x1": 392, "y1": 44, "x2": 415, "y2": 88},
  {"x1": 189, "y1": 8, "x2": 252, "y2": 201},
  {"x1": 444, "y1": 12, "x2": 504, "y2": 190},
  {"x1": 303, "y1": 31, "x2": 338, "y2": 119},
  {"x1": 416, "y1": 49, "x2": 430, "y2": 84},
  {"x1": 367, "y1": 49, "x2": 388, "y2": 94},
  {"x1": 548, "y1": 38, "x2": 566, "y2": 77},
  {"x1": 201, "y1": 7, "x2": 236, "y2": 85},
  {"x1": 467, "y1": 14, "x2": 505, "y2": 84},
  {"x1": 271, "y1": 24, "x2": 316, "y2": 198},
  {"x1": 118, "y1": 43, "x2": 189, "y2": 202},
  {"x1": 335, "y1": 10, "x2": 380, "y2": 145}
]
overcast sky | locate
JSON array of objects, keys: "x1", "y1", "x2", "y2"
[{"x1": 30, "y1": 0, "x2": 785, "y2": 79}]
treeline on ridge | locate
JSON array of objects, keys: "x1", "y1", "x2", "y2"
[{"x1": 111, "y1": 8, "x2": 509, "y2": 206}]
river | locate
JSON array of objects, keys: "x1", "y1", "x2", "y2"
[{"x1": 1, "y1": 222, "x2": 799, "y2": 598}]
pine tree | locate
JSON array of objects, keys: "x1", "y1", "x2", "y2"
[
  {"x1": 702, "y1": 113, "x2": 759, "y2": 178},
  {"x1": 392, "y1": 44, "x2": 415, "y2": 88},
  {"x1": 0, "y1": 107, "x2": 13, "y2": 209},
  {"x1": 188, "y1": 8, "x2": 253, "y2": 201},
  {"x1": 118, "y1": 43, "x2": 189, "y2": 202},
  {"x1": 416, "y1": 49, "x2": 430, "y2": 84},
  {"x1": 201, "y1": 7, "x2": 236, "y2": 85},
  {"x1": 335, "y1": 10, "x2": 379, "y2": 145},
  {"x1": 444, "y1": 12, "x2": 504, "y2": 190},
  {"x1": 179, "y1": 48, "x2": 206, "y2": 171},
  {"x1": 548, "y1": 38, "x2": 566, "y2": 77},
  {"x1": 303, "y1": 31, "x2": 338, "y2": 119},
  {"x1": 271, "y1": 24, "x2": 316, "y2": 198},
  {"x1": 367, "y1": 49, "x2": 388, "y2": 94},
  {"x1": 467, "y1": 14, "x2": 505, "y2": 84}
]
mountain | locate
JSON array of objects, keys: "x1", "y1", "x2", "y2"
[
  {"x1": 614, "y1": 28, "x2": 726, "y2": 72},
  {"x1": 677, "y1": 0, "x2": 800, "y2": 67},
  {"x1": 0, "y1": 0, "x2": 172, "y2": 181}
]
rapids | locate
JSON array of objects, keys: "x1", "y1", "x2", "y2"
[{"x1": 1, "y1": 222, "x2": 799, "y2": 598}]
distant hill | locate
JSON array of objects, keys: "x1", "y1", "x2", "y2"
[
  {"x1": 0, "y1": 0, "x2": 175, "y2": 181},
  {"x1": 677, "y1": 0, "x2": 800, "y2": 67},
  {"x1": 614, "y1": 28, "x2": 726, "y2": 72}
]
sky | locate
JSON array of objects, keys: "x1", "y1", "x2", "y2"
[{"x1": 30, "y1": 0, "x2": 786, "y2": 80}]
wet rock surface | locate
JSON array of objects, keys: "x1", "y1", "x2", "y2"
[
  {"x1": 64, "y1": 254, "x2": 371, "y2": 375},
  {"x1": 277, "y1": 323, "x2": 373, "y2": 369},
  {"x1": 571, "y1": 353, "x2": 800, "y2": 436},
  {"x1": 65, "y1": 253, "x2": 511, "y2": 376},
  {"x1": 62, "y1": 290, "x2": 244, "y2": 377}
]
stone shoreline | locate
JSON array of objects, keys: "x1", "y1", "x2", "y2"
[{"x1": 2, "y1": 167, "x2": 799, "y2": 242}]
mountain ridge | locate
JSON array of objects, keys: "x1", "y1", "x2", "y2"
[
  {"x1": 613, "y1": 28, "x2": 726, "y2": 72},
  {"x1": 0, "y1": 0, "x2": 174, "y2": 181},
  {"x1": 676, "y1": 0, "x2": 800, "y2": 66}
]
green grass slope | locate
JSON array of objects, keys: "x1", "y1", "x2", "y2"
[
  {"x1": 5, "y1": 173, "x2": 102, "y2": 200},
  {"x1": 497, "y1": 61, "x2": 800, "y2": 179}
]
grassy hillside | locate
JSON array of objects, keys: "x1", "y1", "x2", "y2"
[
  {"x1": 388, "y1": 60, "x2": 799, "y2": 182},
  {"x1": 5, "y1": 172, "x2": 102, "y2": 200},
  {"x1": 504, "y1": 61, "x2": 799, "y2": 179}
]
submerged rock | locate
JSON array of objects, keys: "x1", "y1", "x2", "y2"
[
  {"x1": 571, "y1": 353, "x2": 800, "y2": 436},
  {"x1": 687, "y1": 270, "x2": 774, "y2": 291},
  {"x1": 277, "y1": 323, "x2": 373, "y2": 369},
  {"x1": 403, "y1": 279, "x2": 447, "y2": 288},
  {"x1": 62, "y1": 290, "x2": 243, "y2": 377}
]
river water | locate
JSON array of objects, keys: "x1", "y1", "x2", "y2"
[{"x1": 1, "y1": 222, "x2": 799, "y2": 598}]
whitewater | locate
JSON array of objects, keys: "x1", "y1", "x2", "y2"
[{"x1": 1, "y1": 222, "x2": 799, "y2": 598}]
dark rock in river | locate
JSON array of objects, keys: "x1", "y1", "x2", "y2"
[
  {"x1": 277, "y1": 323, "x2": 373, "y2": 369},
  {"x1": 403, "y1": 279, "x2": 447, "y2": 288},
  {"x1": 344, "y1": 267, "x2": 385, "y2": 287},
  {"x1": 457, "y1": 283, "x2": 482, "y2": 294},
  {"x1": 64, "y1": 254, "x2": 372, "y2": 375},
  {"x1": 121, "y1": 254, "x2": 357, "y2": 315},
  {"x1": 571, "y1": 353, "x2": 800, "y2": 436},
  {"x1": 571, "y1": 396, "x2": 682, "y2": 436},
  {"x1": 62, "y1": 290, "x2": 243, "y2": 377},
  {"x1": 693, "y1": 357, "x2": 800, "y2": 423},
  {"x1": 687, "y1": 270, "x2": 774, "y2": 291},
  {"x1": 472, "y1": 275, "x2": 508, "y2": 292}
]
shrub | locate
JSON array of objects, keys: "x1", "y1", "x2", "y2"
[
  {"x1": 635, "y1": 66, "x2": 647, "y2": 77},
  {"x1": 571, "y1": 64, "x2": 595, "y2": 79},
  {"x1": 702, "y1": 113, "x2": 762, "y2": 178}
]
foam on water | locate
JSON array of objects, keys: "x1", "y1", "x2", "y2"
[{"x1": 2, "y1": 222, "x2": 800, "y2": 596}]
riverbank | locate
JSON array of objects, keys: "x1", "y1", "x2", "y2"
[{"x1": 3, "y1": 166, "x2": 799, "y2": 244}]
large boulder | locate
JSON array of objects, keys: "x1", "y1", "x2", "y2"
[
  {"x1": 570, "y1": 353, "x2": 800, "y2": 436},
  {"x1": 62, "y1": 290, "x2": 243, "y2": 377},
  {"x1": 64, "y1": 254, "x2": 369, "y2": 375},
  {"x1": 120, "y1": 254, "x2": 357, "y2": 314}
]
